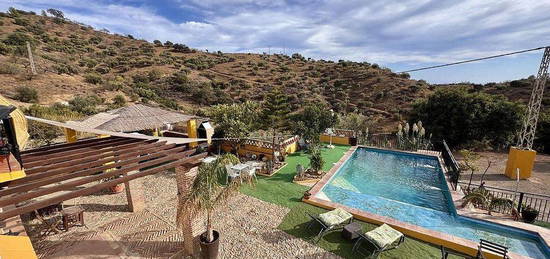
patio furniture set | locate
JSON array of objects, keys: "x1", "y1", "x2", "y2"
[
  {"x1": 308, "y1": 208, "x2": 510, "y2": 259},
  {"x1": 203, "y1": 156, "x2": 261, "y2": 183},
  {"x1": 307, "y1": 208, "x2": 405, "y2": 258}
]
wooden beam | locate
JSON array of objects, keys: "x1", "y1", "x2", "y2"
[
  {"x1": 0, "y1": 152, "x2": 206, "y2": 220},
  {"x1": 12, "y1": 141, "x2": 168, "y2": 184},
  {"x1": 0, "y1": 143, "x2": 179, "y2": 197},
  {"x1": 24, "y1": 139, "x2": 156, "y2": 168},
  {"x1": 21, "y1": 138, "x2": 140, "y2": 163},
  {"x1": 21, "y1": 136, "x2": 121, "y2": 154},
  {"x1": 0, "y1": 146, "x2": 193, "y2": 207},
  {"x1": 21, "y1": 136, "x2": 125, "y2": 157},
  {"x1": 25, "y1": 139, "x2": 154, "y2": 174}
]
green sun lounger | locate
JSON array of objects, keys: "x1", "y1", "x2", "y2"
[
  {"x1": 353, "y1": 223, "x2": 405, "y2": 258},
  {"x1": 307, "y1": 208, "x2": 354, "y2": 243}
]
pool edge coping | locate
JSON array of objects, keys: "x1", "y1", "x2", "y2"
[{"x1": 304, "y1": 145, "x2": 547, "y2": 259}]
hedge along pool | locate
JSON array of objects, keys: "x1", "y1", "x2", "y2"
[{"x1": 315, "y1": 148, "x2": 550, "y2": 259}]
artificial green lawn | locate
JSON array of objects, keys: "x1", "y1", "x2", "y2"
[
  {"x1": 240, "y1": 144, "x2": 460, "y2": 258},
  {"x1": 534, "y1": 221, "x2": 550, "y2": 230},
  {"x1": 240, "y1": 144, "x2": 349, "y2": 208}
]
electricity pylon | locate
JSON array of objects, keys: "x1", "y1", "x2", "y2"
[
  {"x1": 517, "y1": 47, "x2": 550, "y2": 149},
  {"x1": 505, "y1": 46, "x2": 550, "y2": 179}
]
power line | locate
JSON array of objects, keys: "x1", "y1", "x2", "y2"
[{"x1": 397, "y1": 46, "x2": 548, "y2": 73}]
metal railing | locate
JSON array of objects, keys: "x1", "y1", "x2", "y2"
[
  {"x1": 438, "y1": 140, "x2": 461, "y2": 190},
  {"x1": 459, "y1": 182, "x2": 550, "y2": 223}
]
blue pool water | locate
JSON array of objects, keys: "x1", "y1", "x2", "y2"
[{"x1": 316, "y1": 148, "x2": 550, "y2": 259}]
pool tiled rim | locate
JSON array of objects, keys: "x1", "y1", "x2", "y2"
[{"x1": 304, "y1": 145, "x2": 550, "y2": 259}]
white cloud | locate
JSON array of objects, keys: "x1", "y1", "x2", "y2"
[{"x1": 3, "y1": 0, "x2": 550, "y2": 82}]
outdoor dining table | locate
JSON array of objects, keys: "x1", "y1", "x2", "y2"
[
  {"x1": 202, "y1": 156, "x2": 217, "y2": 164},
  {"x1": 245, "y1": 161, "x2": 263, "y2": 169},
  {"x1": 230, "y1": 163, "x2": 250, "y2": 174}
]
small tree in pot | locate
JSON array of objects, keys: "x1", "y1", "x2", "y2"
[{"x1": 182, "y1": 153, "x2": 241, "y2": 259}]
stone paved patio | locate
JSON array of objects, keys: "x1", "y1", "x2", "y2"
[{"x1": 30, "y1": 171, "x2": 337, "y2": 258}]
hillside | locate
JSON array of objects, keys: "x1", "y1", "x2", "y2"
[
  {"x1": 0, "y1": 9, "x2": 434, "y2": 130},
  {"x1": 1, "y1": 9, "x2": 548, "y2": 132}
]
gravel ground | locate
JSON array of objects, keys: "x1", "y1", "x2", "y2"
[
  {"x1": 455, "y1": 151, "x2": 550, "y2": 196},
  {"x1": 30, "y1": 170, "x2": 338, "y2": 258}
]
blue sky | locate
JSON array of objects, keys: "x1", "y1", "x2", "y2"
[{"x1": 3, "y1": 0, "x2": 550, "y2": 84}]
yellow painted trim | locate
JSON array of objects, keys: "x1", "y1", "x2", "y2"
[
  {"x1": 505, "y1": 147, "x2": 536, "y2": 179},
  {"x1": 64, "y1": 128, "x2": 78, "y2": 143},
  {"x1": 0, "y1": 169, "x2": 26, "y2": 183},
  {"x1": 187, "y1": 119, "x2": 198, "y2": 148},
  {"x1": 0, "y1": 235, "x2": 38, "y2": 259}
]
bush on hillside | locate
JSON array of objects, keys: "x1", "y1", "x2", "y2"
[
  {"x1": 0, "y1": 63, "x2": 20, "y2": 74},
  {"x1": 15, "y1": 86, "x2": 39, "y2": 103},
  {"x1": 535, "y1": 110, "x2": 550, "y2": 154},
  {"x1": 68, "y1": 95, "x2": 103, "y2": 115},
  {"x1": 84, "y1": 73, "x2": 103, "y2": 84},
  {"x1": 410, "y1": 87, "x2": 524, "y2": 149}
]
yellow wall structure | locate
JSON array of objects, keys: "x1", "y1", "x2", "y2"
[
  {"x1": 64, "y1": 128, "x2": 78, "y2": 143},
  {"x1": 221, "y1": 140, "x2": 299, "y2": 159},
  {"x1": 320, "y1": 134, "x2": 350, "y2": 145},
  {"x1": 504, "y1": 147, "x2": 536, "y2": 179},
  {"x1": 0, "y1": 235, "x2": 38, "y2": 259},
  {"x1": 0, "y1": 95, "x2": 29, "y2": 149},
  {"x1": 187, "y1": 119, "x2": 198, "y2": 148}
]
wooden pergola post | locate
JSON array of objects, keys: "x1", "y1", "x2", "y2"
[
  {"x1": 123, "y1": 171, "x2": 145, "y2": 212},
  {"x1": 175, "y1": 166, "x2": 204, "y2": 257}
]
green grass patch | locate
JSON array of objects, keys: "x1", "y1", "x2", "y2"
[
  {"x1": 240, "y1": 144, "x2": 349, "y2": 208},
  {"x1": 278, "y1": 202, "x2": 450, "y2": 259},
  {"x1": 534, "y1": 221, "x2": 550, "y2": 229},
  {"x1": 241, "y1": 144, "x2": 460, "y2": 258}
]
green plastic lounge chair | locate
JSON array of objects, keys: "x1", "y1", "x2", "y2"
[
  {"x1": 353, "y1": 223, "x2": 405, "y2": 258},
  {"x1": 307, "y1": 208, "x2": 354, "y2": 243}
]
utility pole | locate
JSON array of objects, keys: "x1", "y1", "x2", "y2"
[
  {"x1": 505, "y1": 46, "x2": 550, "y2": 180},
  {"x1": 517, "y1": 47, "x2": 550, "y2": 149},
  {"x1": 26, "y1": 41, "x2": 37, "y2": 75}
]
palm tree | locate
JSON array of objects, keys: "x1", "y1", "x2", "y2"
[{"x1": 182, "y1": 153, "x2": 241, "y2": 243}]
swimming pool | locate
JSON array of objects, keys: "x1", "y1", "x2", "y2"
[{"x1": 315, "y1": 147, "x2": 550, "y2": 259}]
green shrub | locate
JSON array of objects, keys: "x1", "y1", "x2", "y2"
[
  {"x1": 111, "y1": 94, "x2": 126, "y2": 107},
  {"x1": 84, "y1": 73, "x2": 103, "y2": 84},
  {"x1": 15, "y1": 86, "x2": 39, "y2": 103},
  {"x1": 410, "y1": 87, "x2": 524, "y2": 148},
  {"x1": 69, "y1": 95, "x2": 103, "y2": 115},
  {"x1": 53, "y1": 63, "x2": 79, "y2": 75},
  {"x1": 309, "y1": 144, "x2": 324, "y2": 172},
  {"x1": 0, "y1": 63, "x2": 20, "y2": 74},
  {"x1": 0, "y1": 42, "x2": 13, "y2": 55},
  {"x1": 13, "y1": 17, "x2": 29, "y2": 26},
  {"x1": 3, "y1": 32, "x2": 33, "y2": 46}
]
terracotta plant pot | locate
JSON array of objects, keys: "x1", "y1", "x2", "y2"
[
  {"x1": 200, "y1": 230, "x2": 220, "y2": 259},
  {"x1": 109, "y1": 183, "x2": 125, "y2": 194}
]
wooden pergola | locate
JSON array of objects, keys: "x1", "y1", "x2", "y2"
[{"x1": 0, "y1": 136, "x2": 206, "y2": 221}]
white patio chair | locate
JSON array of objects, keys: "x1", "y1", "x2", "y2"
[
  {"x1": 243, "y1": 166, "x2": 257, "y2": 182},
  {"x1": 225, "y1": 164, "x2": 241, "y2": 184}
]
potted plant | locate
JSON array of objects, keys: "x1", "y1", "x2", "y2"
[
  {"x1": 183, "y1": 153, "x2": 241, "y2": 259},
  {"x1": 101, "y1": 175, "x2": 125, "y2": 194},
  {"x1": 521, "y1": 205, "x2": 539, "y2": 223}
]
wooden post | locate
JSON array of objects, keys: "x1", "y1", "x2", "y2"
[
  {"x1": 175, "y1": 166, "x2": 203, "y2": 257},
  {"x1": 124, "y1": 172, "x2": 145, "y2": 212},
  {"x1": 26, "y1": 41, "x2": 37, "y2": 75}
]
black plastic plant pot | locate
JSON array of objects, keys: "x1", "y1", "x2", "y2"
[
  {"x1": 521, "y1": 209, "x2": 539, "y2": 223},
  {"x1": 200, "y1": 230, "x2": 220, "y2": 259}
]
